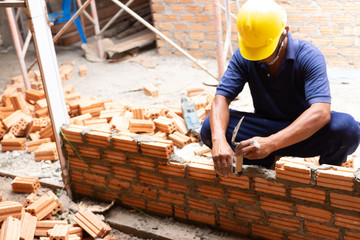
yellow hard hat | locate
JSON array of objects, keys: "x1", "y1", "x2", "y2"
[{"x1": 237, "y1": 0, "x2": 287, "y2": 61}]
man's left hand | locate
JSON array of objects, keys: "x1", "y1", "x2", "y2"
[{"x1": 236, "y1": 136, "x2": 276, "y2": 159}]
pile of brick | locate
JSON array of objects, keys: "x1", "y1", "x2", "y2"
[
  {"x1": 0, "y1": 64, "x2": 213, "y2": 161},
  {"x1": 0, "y1": 176, "x2": 113, "y2": 239}
]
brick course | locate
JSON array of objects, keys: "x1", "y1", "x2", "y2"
[
  {"x1": 62, "y1": 126, "x2": 360, "y2": 239},
  {"x1": 151, "y1": 0, "x2": 360, "y2": 68}
]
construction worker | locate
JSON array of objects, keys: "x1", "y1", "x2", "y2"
[{"x1": 200, "y1": 0, "x2": 360, "y2": 176}]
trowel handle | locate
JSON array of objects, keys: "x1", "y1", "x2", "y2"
[{"x1": 235, "y1": 154, "x2": 243, "y2": 173}]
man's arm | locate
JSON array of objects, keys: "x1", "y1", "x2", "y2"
[
  {"x1": 209, "y1": 95, "x2": 234, "y2": 176},
  {"x1": 239, "y1": 102, "x2": 331, "y2": 159}
]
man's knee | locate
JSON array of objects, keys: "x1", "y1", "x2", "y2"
[
  {"x1": 329, "y1": 112, "x2": 360, "y2": 149},
  {"x1": 200, "y1": 117, "x2": 212, "y2": 148}
]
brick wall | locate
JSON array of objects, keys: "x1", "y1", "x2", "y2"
[
  {"x1": 151, "y1": 0, "x2": 360, "y2": 68},
  {"x1": 62, "y1": 125, "x2": 360, "y2": 240}
]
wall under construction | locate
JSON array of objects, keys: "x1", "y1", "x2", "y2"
[
  {"x1": 151, "y1": 0, "x2": 360, "y2": 68},
  {"x1": 62, "y1": 125, "x2": 360, "y2": 240}
]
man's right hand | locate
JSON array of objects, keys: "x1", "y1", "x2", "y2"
[{"x1": 212, "y1": 139, "x2": 234, "y2": 177}]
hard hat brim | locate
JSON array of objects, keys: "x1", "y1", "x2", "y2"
[{"x1": 238, "y1": 33, "x2": 282, "y2": 61}]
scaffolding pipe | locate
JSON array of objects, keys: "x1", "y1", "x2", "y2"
[
  {"x1": 97, "y1": 0, "x2": 135, "y2": 36},
  {"x1": 89, "y1": 0, "x2": 104, "y2": 59},
  {"x1": 6, "y1": 6, "x2": 30, "y2": 89},
  {"x1": 110, "y1": 0, "x2": 217, "y2": 81},
  {"x1": 213, "y1": 0, "x2": 225, "y2": 81},
  {"x1": 27, "y1": 0, "x2": 93, "y2": 72}
]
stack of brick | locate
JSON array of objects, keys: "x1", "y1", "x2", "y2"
[
  {"x1": 11, "y1": 177, "x2": 41, "y2": 193},
  {"x1": 59, "y1": 64, "x2": 74, "y2": 82},
  {"x1": 24, "y1": 89, "x2": 45, "y2": 104}
]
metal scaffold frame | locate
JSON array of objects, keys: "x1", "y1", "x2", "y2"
[{"x1": 0, "y1": 0, "x2": 71, "y2": 198}]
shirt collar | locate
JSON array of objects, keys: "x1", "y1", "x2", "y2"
[{"x1": 285, "y1": 32, "x2": 298, "y2": 61}]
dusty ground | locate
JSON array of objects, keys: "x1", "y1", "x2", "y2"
[{"x1": 0, "y1": 39, "x2": 359, "y2": 239}]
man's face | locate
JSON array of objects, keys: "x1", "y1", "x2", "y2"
[{"x1": 259, "y1": 34, "x2": 285, "y2": 65}]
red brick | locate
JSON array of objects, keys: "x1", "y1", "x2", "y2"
[
  {"x1": 319, "y1": 47, "x2": 339, "y2": 56},
  {"x1": 152, "y1": 5, "x2": 165, "y2": 12},
  {"x1": 298, "y1": 26, "x2": 317, "y2": 34},
  {"x1": 235, "y1": 207, "x2": 262, "y2": 223},
  {"x1": 204, "y1": 4, "x2": 212, "y2": 12},
  {"x1": 296, "y1": 205, "x2": 331, "y2": 222},
  {"x1": 157, "y1": 40, "x2": 167, "y2": 48},
  {"x1": 320, "y1": 26, "x2": 340, "y2": 35},
  {"x1": 227, "y1": 190, "x2": 256, "y2": 205},
  {"x1": 200, "y1": 42, "x2": 215, "y2": 50},
  {"x1": 332, "y1": 15, "x2": 353, "y2": 24},
  {"x1": 252, "y1": 224, "x2": 284, "y2": 240},
  {"x1": 281, "y1": 4, "x2": 297, "y2": 13},
  {"x1": 108, "y1": 178, "x2": 130, "y2": 191},
  {"x1": 190, "y1": 24, "x2": 205, "y2": 31},
  {"x1": 189, "y1": 32, "x2": 205, "y2": 40},
  {"x1": 187, "y1": 6, "x2": 202, "y2": 12},
  {"x1": 121, "y1": 195, "x2": 145, "y2": 209},
  {"x1": 310, "y1": 15, "x2": 328, "y2": 23},
  {"x1": 174, "y1": 24, "x2": 188, "y2": 31},
  {"x1": 187, "y1": 162, "x2": 216, "y2": 182},
  {"x1": 300, "y1": 5, "x2": 318, "y2": 12},
  {"x1": 260, "y1": 197, "x2": 293, "y2": 215},
  {"x1": 311, "y1": 37, "x2": 330, "y2": 46},
  {"x1": 290, "y1": 187, "x2": 325, "y2": 203},
  {"x1": 171, "y1": 4, "x2": 184, "y2": 12},
  {"x1": 343, "y1": 26, "x2": 360, "y2": 36},
  {"x1": 206, "y1": 33, "x2": 215, "y2": 41},
  {"x1": 132, "y1": 184, "x2": 157, "y2": 199},
  {"x1": 139, "y1": 172, "x2": 165, "y2": 188},
  {"x1": 180, "y1": 15, "x2": 195, "y2": 22},
  {"x1": 197, "y1": 185, "x2": 224, "y2": 199},
  {"x1": 69, "y1": 158, "x2": 88, "y2": 171},
  {"x1": 73, "y1": 182, "x2": 94, "y2": 196},
  {"x1": 332, "y1": 37, "x2": 353, "y2": 46},
  {"x1": 196, "y1": 14, "x2": 211, "y2": 22},
  {"x1": 327, "y1": 57, "x2": 350, "y2": 67},
  {"x1": 288, "y1": 233, "x2": 319, "y2": 240},
  {"x1": 158, "y1": 161, "x2": 185, "y2": 177},
  {"x1": 174, "y1": 32, "x2": 186, "y2": 40},
  {"x1": 164, "y1": 0, "x2": 177, "y2": 2},
  {"x1": 305, "y1": 221, "x2": 339, "y2": 239},
  {"x1": 113, "y1": 166, "x2": 136, "y2": 181},
  {"x1": 83, "y1": 172, "x2": 106, "y2": 187},
  {"x1": 289, "y1": 15, "x2": 308, "y2": 23},
  {"x1": 219, "y1": 217, "x2": 249, "y2": 234},
  {"x1": 159, "y1": 190, "x2": 184, "y2": 205},
  {"x1": 164, "y1": 15, "x2": 178, "y2": 22},
  {"x1": 343, "y1": 4, "x2": 360, "y2": 13},
  {"x1": 219, "y1": 175, "x2": 249, "y2": 189},
  {"x1": 174, "y1": 206, "x2": 186, "y2": 219},
  {"x1": 103, "y1": 150, "x2": 126, "y2": 164},
  {"x1": 167, "y1": 178, "x2": 188, "y2": 192},
  {"x1": 189, "y1": 42, "x2": 200, "y2": 49},
  {"x1": 179, "y1": 0, "x2": 194, "y2": 3},
  {"x1": 320, "y1": 4, "x2": 340, "y2": 12},
  {"x1": 159, "y1": 23, "x2": 173, "y2": 31},
  {"x1": 90, "y1": 164, "x2": 111, "y2": 175},
  {"x1": 253, "y1": 177, "x2": 286, "y2": 197},
  {"x1": 187, "y1": 198, "x2": 214, "y2": 213},
  {"x1": 188, "y1": 211, "x2": 215, "y2": 226},
  {"x1": 129, "y1": 156, "x2": 155, "y2": 171},
  {"x1": 268, "y1": 215, "x2": 300, "y2": 232},
  {"x1": 331, "y1": 192, "x2": 360, "y2": 212},
  {"x1": 71, "y1": 170, "x2": 84, "y2": 182},
  {"x1": 342, "y1": 48, "x2": 360, "y2": 57},
  {"x1": 147, "y1": 201, "x2": 172, "y2": 216},
  {"x1": 335, "y1": 212, "x2": 360, "y2": 230},
  {"x1": 344, "y1": 231, "x2": 360, "y2": 240}
]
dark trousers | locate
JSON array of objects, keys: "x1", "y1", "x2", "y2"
[{"x1": 200, "y1": 110, "x2": 360, "y2": 168}]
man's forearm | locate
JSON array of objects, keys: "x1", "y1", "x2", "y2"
[
  {"x1": 269, "y1": 102, "x2": 331, "y2": 151},
  {"x1": 210, "y1": 95, "x2": 231, "y2": 143}
]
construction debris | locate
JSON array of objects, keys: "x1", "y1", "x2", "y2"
[{"x1": 0, "y1": 185, "x2": 113, "y2": 240}]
